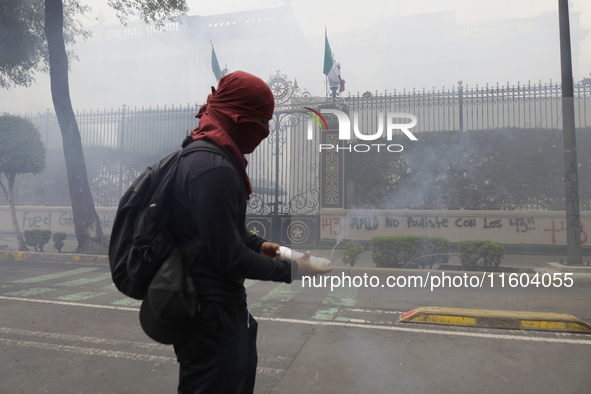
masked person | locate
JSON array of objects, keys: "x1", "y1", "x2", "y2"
[{"x1": 162, "y1": 71, "x2": 331, "y2": 393}]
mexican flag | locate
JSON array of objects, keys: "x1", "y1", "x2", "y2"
[
  {"x1": 323, "y1": 31, "x2": 345, "y2": 92},
  {"x1": 211, "y1": 43, "x2": 223, "y2": 82}
]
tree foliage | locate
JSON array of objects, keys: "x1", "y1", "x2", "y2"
[
  {"x1": 0, "y1": 113, "x2": 46, "y2": 251},
  {"x1": 1, "y1": 147, "x2": 163, "y2": 207},
  {"x1": 2, "y1": 0, "x2": 188, "y2": 253},
  {"x1": 0, "y1": 114, "x2": 46, "y2": 176},
  {"x1": 0, "y1": 0, "x2": 91, "y2": 88},
  {"x1": 0, "y1": 0, "x2": 185, "y2": 89},
  {"x1": 107, "y1": 0, "x2": 187, "y2": 28}
]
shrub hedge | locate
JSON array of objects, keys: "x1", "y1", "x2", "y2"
[
  {"x1": 370, "y1": 236, "x2": 449, "y2": 268},
  {"x1": 52, "y1": 232, "x2": 67, "y2": 253},
  {"x1": 23, "y1": 229, "x2": 52, "y2": 252},
  {"x1": 458, "y1": 240, "x2": 505, "y2": 271},
  {"x1": 341, "y1": 242, "x2": 364, "y2": 267}
]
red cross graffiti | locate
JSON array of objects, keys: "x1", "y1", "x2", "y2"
[{"x1": 543, "y1": 220, "x2": 587, "y2": 244}]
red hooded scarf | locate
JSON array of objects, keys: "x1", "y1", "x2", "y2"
[{"x1": 191, "y1": 71, "x2": 274, "y2": 199}]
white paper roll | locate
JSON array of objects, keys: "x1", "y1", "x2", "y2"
[{"x1": 278, "y1": 246, "x2": 331, "y2": 268}]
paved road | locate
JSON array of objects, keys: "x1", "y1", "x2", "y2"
[{"x1": 1, "y1": 259, "x2": 590, "y2": 393}]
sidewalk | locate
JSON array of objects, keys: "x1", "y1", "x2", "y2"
[
  {"x1": 2, "y1": 233, "x2": 591, "y2": 286},
  {"x1": 0, "y1": 237, "x2": 575, "y2": 269}
]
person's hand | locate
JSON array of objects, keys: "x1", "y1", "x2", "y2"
[
  {"x1": 294, "y1": 251, "x2": 332, "y2": 279},
  {"x1": 260, "y1": 242, "x2": 281, "y2": 259}
]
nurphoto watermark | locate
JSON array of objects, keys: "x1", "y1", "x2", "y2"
[
  {"x1": 304, "y1": 107, "x2": 418, "y2": 152},
  {"x1": 302, "y1": 272, "x2": 574, "y2": 292}
]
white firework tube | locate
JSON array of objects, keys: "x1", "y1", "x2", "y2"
[{"x1": 278, "y1": 246, "x2": 331, "y2": 268}]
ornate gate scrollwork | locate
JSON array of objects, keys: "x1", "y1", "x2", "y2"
[{"x1": 246, "y1": 71, "x2": 325, "y2": 246}]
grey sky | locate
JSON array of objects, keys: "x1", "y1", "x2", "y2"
[
  {"x1": 70, "y1": 0, "x2": 591, "y2": 86},
  {"x1": 80, "y1": 0, "x2": 591, "y2": 94},
  {"x1": 3, "y1": 0, "x2": 590, "y2": 113},
  {"x1": 88, "y1": 0, "x2": 590, "y2": 32}
]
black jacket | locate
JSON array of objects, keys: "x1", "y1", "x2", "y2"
[{"x1": 169, "y1": 139, "x2": 294, "y2": 304}]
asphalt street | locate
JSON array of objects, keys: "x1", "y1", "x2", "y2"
[{"x1": 1, "y1": 258, "x2": 590, "y2": 393}]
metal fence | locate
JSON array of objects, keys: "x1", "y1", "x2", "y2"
[
  {"x1": 24, "y1": 79, "x2": 591, "y2": 153},
  {"x1": 314, "y1": 79, "x2": 591, "y2": 211},
  {"x1": 30, "y1": 103, "x2": 201, "y2": 154},
  {"x1": 4, "y1": 78, "x2": 591, "y2": 209},
  {"x1": 344, "y1": 79, "x2": 591, "y2": 134},
  {"x1": 2, "y1": 104, "x2": 201, "y2": 207}
]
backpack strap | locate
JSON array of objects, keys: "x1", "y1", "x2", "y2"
[{"x1": 180, "y1": 138, "x2": 234, "y2": 166}]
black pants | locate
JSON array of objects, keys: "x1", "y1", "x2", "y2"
[{"x1": 173, "y1": 301, "x2": 258, "y2": 394}]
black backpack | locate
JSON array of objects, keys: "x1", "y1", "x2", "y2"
[{"x1": 108, "y1": 138, "x2": 231, "y2": 300}]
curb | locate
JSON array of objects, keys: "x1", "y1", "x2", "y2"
[
  {"x1": 399, "y1": 306, "x2": 591, "y2": 334},
  {"x1": 0, "y1": 251, "x2": 108, "y2": 266}
]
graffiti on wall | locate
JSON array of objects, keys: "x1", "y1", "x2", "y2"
[
  {"x1": 4, "y1": 210, "x2": 116, "y2": 233},
  {"x1": 321, "y1": 213, "x2": 589, "y2": 246},
  {"x1": 543, "y1": 220, "x2": 587, "y2": 245}
]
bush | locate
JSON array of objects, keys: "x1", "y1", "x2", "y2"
[
  {"x1": 23, "y1": 229, "x2": 52, "y2": 252},
  {"x1": 458, "y1": 240, "x2": 505, "y2": 271},
  {"x1": 341, "y1": 242, "x2": 364, "y2": 267},
  {"x1": 370, "y1": 236, "x2": 449, "y2": 269},
  {"x1": 52, "y1": 232, "x2": 67, "y2": 253}
]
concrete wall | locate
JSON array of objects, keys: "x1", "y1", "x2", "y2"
[
  {"x1": 0, "y1": 206, "x2": 116, "y2": 237},
  {"x1": 321, "y1": 209, "x2": 591, "y2": 246},
  {"x1": 2, "y1": 206, "x2": 591, "y2": 246}
]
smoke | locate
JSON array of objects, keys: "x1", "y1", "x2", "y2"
[
  {"x1": 343, "y1": 125, "x2": 584, "y2": 212},
  {"x1": 2, "y1": 1, "x2": 589, "y2": 114}
]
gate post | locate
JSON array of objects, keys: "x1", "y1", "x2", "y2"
[
  {"x1": 118, "y1": 104, "x2": 127, "y2": 198},
  {"x1": 319, "y1": 106, "x2": 346, "y2": 210},
  {"x1": 458, "y1": 80, "x2": 464, "y2": 132}
]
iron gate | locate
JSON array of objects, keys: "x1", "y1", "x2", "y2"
[{"x1": 245, "y1": 71, "x2": 325, "y2": 247}]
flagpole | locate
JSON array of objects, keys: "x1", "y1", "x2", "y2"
[
  {"x1": 211, "y1": 41, "x2": 222, "y2": 82},
  {"x1": 325, "y1": 26, "x2": 328, "y2": 97}
]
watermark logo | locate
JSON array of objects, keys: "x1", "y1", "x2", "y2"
[
  {"x1": 303, "y1": 108, "x2": 418, "y2": 153},
  {"x1": 303, "y1": 107, "x2": 329, "y2": 133}
]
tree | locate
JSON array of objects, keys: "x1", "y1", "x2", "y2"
[
  {"x1": 0, "y1": 114, "x2": 46, "y2": 251},
  {"x1": 44, "y1": 0, "x2": 111, "y2": 253},
  {"x1": 43, "y1": 0, "x2": 186, "y2": 253},
  {"x1": 0, "y1": 0, "x2": 186, "y2": 87},
  {"x1": 0, "y1": 0, "x2": 91, "y2": 88},
  {"x1": 2, "y1": 0, "x2": 186, "y2": 253}
]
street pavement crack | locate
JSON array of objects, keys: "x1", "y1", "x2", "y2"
[{"x1": 269, "y1": 325, "x2": 316, "y2": 393}]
